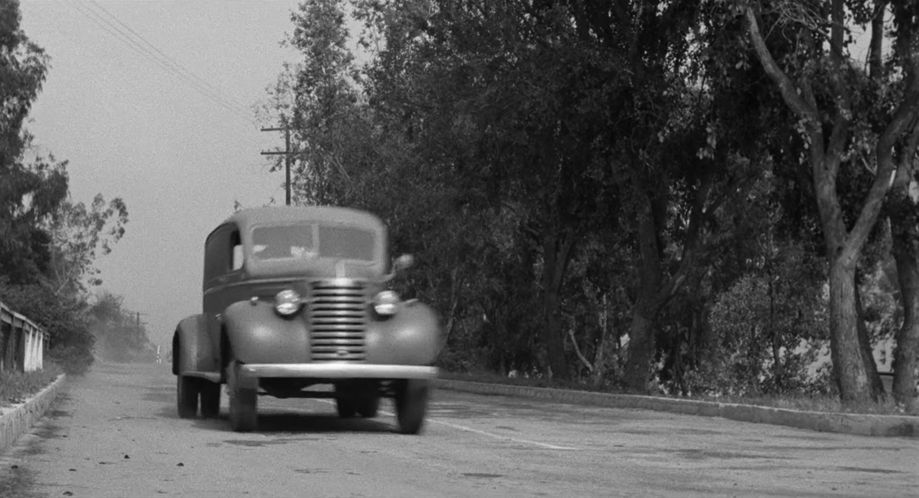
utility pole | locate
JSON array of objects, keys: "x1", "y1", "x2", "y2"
[{"x1": 261, "y1": 117, "x2": 293, "y2": 206}]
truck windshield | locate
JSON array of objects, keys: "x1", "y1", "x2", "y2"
[
  {"x1": 318, "y1": 225, "x2": 375, "y2": 261},
  {"x1": 251, "y1": 224, "x2": 375, "y2": 262}
]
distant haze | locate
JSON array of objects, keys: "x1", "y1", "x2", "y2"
[{"x1": 20, "y1": 0, "x2": 302, "y2": 348}]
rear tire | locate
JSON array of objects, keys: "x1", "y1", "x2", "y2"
[
  {"x1": 200, "y1": 381, "x2": 221, "y2": 418},
  {"x1": 336, "y1": 397, "x2": 357, "y2": 418},
  {"x1": 177, "y1": 375, "x2": 199, "y2": 419},
  {"x1": 228, "y1": 360, "x2": 257, "y2": 432},
  {"x1": 394, "y1": 379, "x2": 429, "y2": 434},
  {"x1": 335, "y1": 382, "x2": 379, "y2": 418},
  {"x1": 356, "y1": 395, "x2": 380, "y2": 418}
]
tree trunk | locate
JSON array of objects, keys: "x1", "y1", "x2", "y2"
[
  {"x1": 591, "y1": 294, "x2": 610, "y2": 387},
  {"x1": 623, "y1": 192, "x2": 663, "y2": 391},
  {"x1": 622, "y1": 179, "x2": 707, "y2": 392},
  {"x1": 892, "y1": 232, "x2": 919, "y2": 409},
  {"x1": 768, "y1": 276, "x2": 784, "y2": 388},
  {"x1": 828, "y1": 259, "x2": 872, "y2": 403},
  {"x1": 854, "y1": 282, "x2": 885, "y2": 398},
  {"x1": 539, "y1": 230, "x2": 576, "y2": 380},
  {"x1": 443, "y1": 267, "x2": 461, "y2": 341},
  {"x1": 540, "y1": 285, "x2": 566, "y2": 379},
  {"x1": 889, "y1": 124, "x2": 919, "y2": 409},
  {"x1": 623, "y1": 310, "x2": 655, "y2": 392}
]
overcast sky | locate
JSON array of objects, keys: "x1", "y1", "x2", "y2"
[{"x1": 20, "y1": 0, "x2": 303, "y2": 347}]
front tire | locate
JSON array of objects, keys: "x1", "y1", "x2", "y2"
[
  {"x1": 177, "y1": 375, "x2": 199, "y2": 419},
  {"x1": 227, "y1": 360, "x2": 257, "y2": 432},
  {"x1": 394, "y1": 379, "x2": 429, "y2": 434},
  {"x1": 200, "y1": 381, "x2": 221, "y2": 418}
]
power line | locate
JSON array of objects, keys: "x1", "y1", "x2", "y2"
[
  {"x1": 62, "y1": 0, "x2": 255, "y2": 124},
  {"x1": 80, "y1": 0, "x2": 249, "y2": 119},
  {"x1": 71, "y1": 0, "x2": 248, "y2": 119},
  {"x1": 84, "y1": 0, "x2": 252, "y2": 114}
]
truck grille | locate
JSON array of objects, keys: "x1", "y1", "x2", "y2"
[{"x1": 308, "y1": 280, "x2": 367, "y2": 361}]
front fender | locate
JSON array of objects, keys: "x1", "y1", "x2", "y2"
[
  {"x1": 172, "y1": 314, "x2": 218, "y2": 375},
  {"x1": 223, "y1": 300, "x2": 310, "y2": 364},
  {"x1": 365, "y1": 301, "x2": 442, "y2": 365}
]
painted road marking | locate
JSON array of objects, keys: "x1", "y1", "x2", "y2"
[
  {"x1": 308, "y1": 399, "x2": 578, "y2": 451},
  {"x1": 427, "y1": 418, "x2": 579, "y2": 451}
]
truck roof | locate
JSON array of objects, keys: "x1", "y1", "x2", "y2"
[{"x1": 219, "y1": 206, "x2": 384, "y2": 232}]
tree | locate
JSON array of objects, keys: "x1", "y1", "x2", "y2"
[
  {"x1": 0, "y1": 0, "x2": 129, "y2": 374},
  {"x1": 364, "y1": 1, "x2": 621, "y2": 379},
  {"x1": 0, "y1": 151, "x2": 68, "y2": 283},
  {"x1": 45, "y1": 194, "x2": 128, "y2": 296},
  {"x1": 703, "y1": 241, "x2": 828, "y2": 396},
  {"x1": 549, "y1": 0, "x2": 764, "y2": 391},
  {"x1": 0, "y1": 0, "x2": 67, "y2": 283},
  {"x1": 270, "y1": 0, "x2": 919, "y2": 402},
  {"x1": 887, "y1": 115, "x2": 919, "y2": 409},
  {"x1": 281, "y1": 0, "x2": 614, "y2": 379},
  {"x1": 744, "y1": 0, "x2": 919, "y2": 403},
  {"x1": 0, "y1": 0, "x2": 47, "y2": 165}
]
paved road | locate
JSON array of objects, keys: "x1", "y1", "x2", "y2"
[{"x1": 1, "y1": 362, "x2": 916, "y2": 497}]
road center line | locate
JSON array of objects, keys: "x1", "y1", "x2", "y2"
[
  {"x1": 309, "y1": 399, "x2": 578, "y2": 450},
  {"x1": 427, "y1": 418, "x2": 580, "y2": 451}
]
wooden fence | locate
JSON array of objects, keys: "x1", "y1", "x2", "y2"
[{"x1": 0, "y1": 301, "x2": 47, "y2": 373}]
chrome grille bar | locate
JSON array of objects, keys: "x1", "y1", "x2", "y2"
[{"x1": 308, "y1": 280, "x2": 367, "y2": 361}]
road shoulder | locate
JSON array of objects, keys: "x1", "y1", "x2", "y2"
[
  {"x1": 0, "y1": 374, "x2": 65, "y2": 452},
  {"x1": 435, "y1": 378, "x2": 919, "y2": 438}
]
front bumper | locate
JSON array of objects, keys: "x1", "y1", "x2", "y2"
[{"x1": 239, "y1": 363, "x2": 438, "y2": 380}]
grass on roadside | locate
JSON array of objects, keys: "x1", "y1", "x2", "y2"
[
  {"x1": 0, "y1": 363, "x2": 63, "y2": 407},
  {"x1": 442, "y1": 370, "x2": 919, "y2": 417},
  {"x1": 701, "y1": 392, "x2": 918, "y2": 416}
]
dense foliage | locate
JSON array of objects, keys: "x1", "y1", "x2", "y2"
[
  {"x1": 267, "y1": 0, "x2": 919, "y2": 408},
  {"x1": 0, "y1": 0, "x2": 128, "y2": 374}
]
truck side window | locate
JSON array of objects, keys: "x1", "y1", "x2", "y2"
[
  {"x1": 231, "y1": 231, "x2": 243, "y2": 271},
  {"x1": 204, "y1": 224, "x2": 240, "y2": 287}
]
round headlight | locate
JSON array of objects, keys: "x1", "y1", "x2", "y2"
[
  {"x1": 373, "y1": 290, "x2": 401, "y2": 316},
  {"x1": 274, "y1": 289, "x2": 302, "y2": 316}
]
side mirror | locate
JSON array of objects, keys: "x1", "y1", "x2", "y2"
[
  {"x1": 384, "y1": 254, "x2": 414, "y2": 282},
  {"x1": 393, "y1": 254, "x2": 414, "y2": 272}
]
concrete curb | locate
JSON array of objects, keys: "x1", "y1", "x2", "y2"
[
  {"x1": 0, "y1": 374, "x2": 65, "y2": 452},
  {"x1": 434, "y1": 378, "x2": 919, "y2": 438}
]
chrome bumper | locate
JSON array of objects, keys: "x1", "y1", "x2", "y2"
[{"x1": 239, "y1": 363, "x2": 438, "y2": 379}]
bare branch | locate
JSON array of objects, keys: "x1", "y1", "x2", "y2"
[
  {"x1": 869, "y1": 1, "x2": 888, "y2": 79},
  {"x1": 828, "y1": 0, "x2": 854, "y2": 130},
  {"x1": 845, "y1": 50, "x2": 919, "y2": 259},
  {"x1": 894, "y1": 120, "x2": 919, "y2": 188},
  {"x1": 567, "y1": 327, "x2": 593, "y2": 373},
  {"x1": 745, "y1": 6, "x2": 820, "y2": 128},
  {"x1": 830, "y1": 0, "x2": 845, "y2": 65}
]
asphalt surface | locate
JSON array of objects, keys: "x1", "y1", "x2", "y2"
[
  {"x1": 0, "y1": 362, "x2": 917, "y2": 497},
  {"x1": 435, "y1": 378, "x2": 919, "y2": 437}
]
